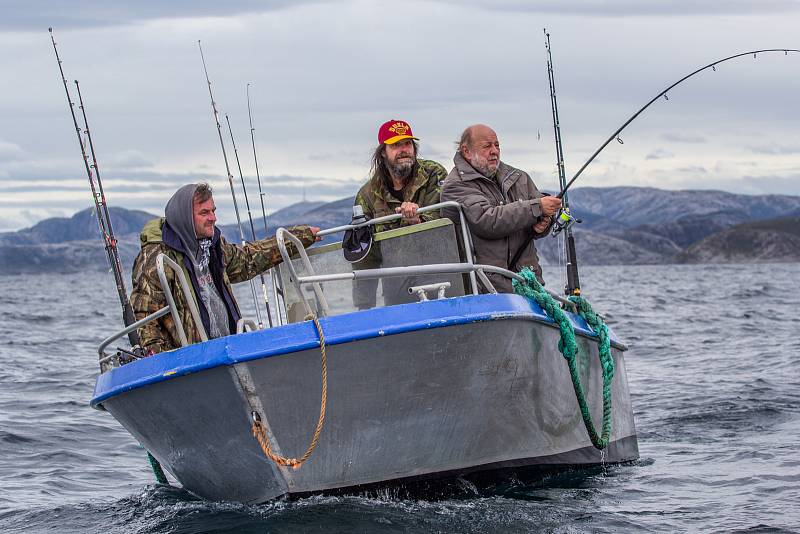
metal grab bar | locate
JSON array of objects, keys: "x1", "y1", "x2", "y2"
[
  {"x1": 237, "y1": 318, "x2": 259, "y2": 333},
  {"x1": 408, "y1": 282, "x2": 451, "y2": 301},
  {"x1": 290, "y1": 261, "x2": 577, "y2": 311},
  {"x1": 156, "y1": 254, "x2": 208, "y2": 345},
  {"x1": 316, "y1": 201, "x2": 479, "y2": 296},
  {"x1": 97, "y1": 253, "x2": 211, "y2": 371},
  {"x1": 275, "y1": 229, "x2": 332, "y2": 317},
  {"x1": 98, "y1": 306, "x2": 171, "y2": 365}
]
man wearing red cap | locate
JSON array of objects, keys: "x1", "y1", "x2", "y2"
[
  {"x1": 350, "y1": 120, "x2": 446, "y2": 309},
  {"x1": 354, "y1": 120, "x2": 446, "y2": 232}
]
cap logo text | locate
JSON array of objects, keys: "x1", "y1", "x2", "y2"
[{"x1": 389, "y1": 122, "x2": 409, "y2": 135}]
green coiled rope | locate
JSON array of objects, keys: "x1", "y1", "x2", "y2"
[{"x1": 512, "y1": 268, "x2": 615, "y2": 450}]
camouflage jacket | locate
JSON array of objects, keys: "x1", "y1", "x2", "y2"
[
  {"x1": 354, "y1": 158, "x2": 446, "y2": 232},
  {"x1": 130, "y1": 218, "x2": 315, "y2": 355}
]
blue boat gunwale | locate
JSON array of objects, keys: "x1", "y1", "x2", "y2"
[{"x1": 91, "y1": 293, "x2": 625, "y2": 408}]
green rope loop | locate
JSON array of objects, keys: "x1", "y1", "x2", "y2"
[
  {"x1": 147, "y1": 451, "x2": 169, "y2": 484},
  {"x1": 512, "y1": 268, "x2": 614, "y2": 450}
]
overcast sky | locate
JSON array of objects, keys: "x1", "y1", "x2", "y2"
[{"x1": 1, "y1": 0, "x2": 798, "y2": 231}]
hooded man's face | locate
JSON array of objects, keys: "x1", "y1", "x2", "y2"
[{"x1": 193, "y1": 196, "x2": 217, "y2": 239}]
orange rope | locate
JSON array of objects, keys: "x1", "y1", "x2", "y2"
[{"x1": 250, "y1": 314, "x2": 328, "y2": 470}]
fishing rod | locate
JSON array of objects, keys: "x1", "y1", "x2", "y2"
[
  {"x1": 197, "y1": 40, "x2": 264, "y2": 325},
  {"x1": 544, "y1": 29, "x2": 581, "y2": 297},
  {"x1": 558, "y1": 48, "x2": 800, "y2": 199},
  {"x1": 246, "y1": 84, "x2": 283, "y2": 326},
  {"x1": 224, "y1": 113, "x2": 271, "y2": 328},
  {"x1": 49, "y1": 28, "x2": 142, "y2": 352}
]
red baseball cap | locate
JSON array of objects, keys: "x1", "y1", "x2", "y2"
[{"x1": 378, "y1": 119, "x2": 419, "y2": 145}]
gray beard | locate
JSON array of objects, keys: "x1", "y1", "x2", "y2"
[
  {"x1": 389, "y1": 160, "x2": 414, "y2": 182},
  {"x1": 473, "y1": 161, "x2": 497, "y2": 179}
]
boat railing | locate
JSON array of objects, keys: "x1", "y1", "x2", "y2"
[
  {"x1": 97, "y1": 253, "x2": 208, "y2": 370},
  {"x1": 97, "y1": 201, "x2": 573, "y2": 370},
  {"x1": 316, "y1": 201, "x2": 480, "y2": 294},
  {"x1": 275, "y1": 201, "x2": 576, "y2": 318}
]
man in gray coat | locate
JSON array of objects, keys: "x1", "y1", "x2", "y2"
[{"x1": 441, "y1": 124, "x2": 562, "y2": 293}]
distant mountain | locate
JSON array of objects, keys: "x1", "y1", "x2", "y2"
[
  {"x1": 567, "y1": 187, "x2": 800, "y2": 228},
  {"x1": 533, "y1": 187, "x2": 800, "y2": 265},
  {"x1": 676, "y1": 216, "x2": 800, "y2": 264},
  {"x1": 217, "y1": 200, "x2": 332, "y2": 242},
  {"x1": 262, "y1": 200, "x2": 326, "y2": 228},
  {"x1": 0, "y1": 240, "x2": 141, "y2": 275},
  {"x1": 0, "y1": 207, "x2": 154, "y2": 246},
  {"x1": 2, "y1": 186, "x2": 799, "y2": 274},
  {"x1": 537, "y1": 229, "x2": 667, "y2": 266}
]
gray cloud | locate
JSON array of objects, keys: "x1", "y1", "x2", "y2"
[
  {"x1": 7, "y1": 0, "x2": 799, "y2": 33},
  {"x1": 434, "y1": 0, "x2": 800, "y2": 16},
  {"x1": 3, "y1": 0, "x2": 799, "y2": 231},
  {"x1": 0, "y1": 167, "x2": 363, "y2": 209},
  {"x1": 0, "y1": 141, "x2": 25, "y2": 162},
  {"x1": 661, "y1": 132, "x2": 708, "y2": 144},
  {"x1": 5, "y1": 1, "x2": 334, "y2": 30},
  {"x1": 677, "y1": 165, "x2": 709, "y2": 174},
  {"x1": 645, "y1": 148, "x2": 674, "y2": 160},
  {"x1": 665, "y1": 173, "x2": 800, "y2": 196},
  {"x1": 739, "y1": 173, "x2": 800, "y2": 195},
  {"x1": 746, "y1": 144, "x2": 800, "y2": 155},
  {"x1": 105, "y1": 149, "x2": 155, "y2": 169}
]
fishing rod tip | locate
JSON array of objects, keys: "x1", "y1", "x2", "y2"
[{"x1": 48, "y1": 27, "x2": 53, "y2": 32}]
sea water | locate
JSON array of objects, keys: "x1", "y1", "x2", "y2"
[{"x1": 0, "y1": 263, "x2": 798, "y2": 533}]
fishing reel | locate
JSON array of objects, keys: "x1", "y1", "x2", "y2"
[{"x1": 551, "y1": 208, "x2": 581, "y2": 237}]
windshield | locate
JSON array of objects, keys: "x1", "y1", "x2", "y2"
[{"x1": 276, "y1": 219, "x2": 466, "y2": 322}]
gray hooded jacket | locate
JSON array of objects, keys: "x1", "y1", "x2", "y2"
[
  {"x1": 441, "y1": 152, "x2": 551, "y2": 293},
  {"x1": 164, "y1": 184, "x2": 230, "y2": 338}
]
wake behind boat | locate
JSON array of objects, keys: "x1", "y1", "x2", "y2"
[{"x1": 91, "y1": 205, "x2": 638, "y2": 503}]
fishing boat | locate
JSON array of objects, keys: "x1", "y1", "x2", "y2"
[
  {"x1": 51, "y1": 24, "x2": 638, "y2": 504},
  {"x1": 90, "y1": 202, "x2": 639, "y2": 503}
]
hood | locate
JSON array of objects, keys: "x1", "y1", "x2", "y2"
[
  {"x1": 165, "y1": 184, "x2": 201, "y2": 264},
  {"x1": 139, "y1": 218, "x2": 165, "y2": 245}
]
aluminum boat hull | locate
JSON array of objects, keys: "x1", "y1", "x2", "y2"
[{"x1": 92, "y1": 294, "x2": 638, "y2": 503}]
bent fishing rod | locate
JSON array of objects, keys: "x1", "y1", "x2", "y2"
[
  {"x1": 49, "y1": 28, "x2": 142, "y2": 352},
  {"x1": 225, "y1": 112, "x2": 273, "y2": 328},
  {"x1": 198, "y1": 40, "x2": 265, "y2": 327},
  {"x1": 557, "y1": 48, "x2": 800, "y2": 199}
]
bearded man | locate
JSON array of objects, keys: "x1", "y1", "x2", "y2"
[
  {"x1": 353, "y1": 119, "x2": 446, "y2": 232},
  {"x1": 349, "y1": 120, "x2": 446, "y2": 309},
  {"x1": 441, "y1": 124, "x2": 562, "y2": 293}
]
